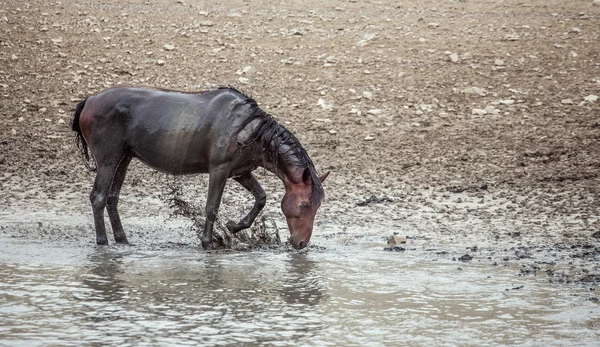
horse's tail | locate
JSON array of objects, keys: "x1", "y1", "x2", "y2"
[{"x1": 71, "y1": 98, "x2": 96, "y2": 172}]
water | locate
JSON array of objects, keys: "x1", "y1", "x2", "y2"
[{"x1": 0, "y1": 236, "x2": 598, "y2": 346}]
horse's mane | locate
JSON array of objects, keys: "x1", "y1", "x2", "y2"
[{"x1": 224, "y1": 86, "x2": 325, "y2": 207}]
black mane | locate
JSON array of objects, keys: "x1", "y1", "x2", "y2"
[{"x1": 225, "y1": 87, "x2": 324, "y2": 206}]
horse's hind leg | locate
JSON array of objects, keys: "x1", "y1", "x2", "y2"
[
  {"x1": 106, "y1": 155, "x2": 132, "y2": 244},
  {"x1": 90, "y1": 163, "x2": 120, "y2": 245},
  {"x1": 226, "y1": 173, "x2": 266, "y2": 233}
]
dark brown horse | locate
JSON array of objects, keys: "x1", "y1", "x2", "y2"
[{"x1": 71, "y1": 86, "x2": 328, "y2": 249}]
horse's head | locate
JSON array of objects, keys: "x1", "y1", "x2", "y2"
[{"x1": 281, "y1": 169, "x2": 329, "y2": 249}]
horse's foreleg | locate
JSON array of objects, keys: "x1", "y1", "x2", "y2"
[
  {"x1": 202, "y1": 165, "x2": 230, "y2": 250},
  {"x1": 226, "y1": 173, "x2": 266, "y2": 233},
  {"x1": 106, "y1": 155, "x2": 132, "y2": 244}
]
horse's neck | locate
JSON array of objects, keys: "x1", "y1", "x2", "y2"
[{"x1": 260, "y1": 154, "x2": 303, "y2": 186}]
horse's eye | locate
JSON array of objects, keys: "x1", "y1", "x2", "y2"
[{"x1": 300, "y1": 202, "x2": 309, "y2": 209}]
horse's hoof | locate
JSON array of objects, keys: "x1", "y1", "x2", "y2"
[
  {"x1": 96, "y1": 239, "x2": 109, "y2": 246},
  {"x1": 201, "y1": 240, "x2": 213, "y2": 250}
]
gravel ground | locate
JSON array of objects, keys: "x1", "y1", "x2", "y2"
[{"x1": 0, "y1": 0, "x2": 599, "y2": 283}]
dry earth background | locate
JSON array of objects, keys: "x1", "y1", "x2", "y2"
[{"x1": 0, "y1": 0, "x2": 599, "y2": 282}]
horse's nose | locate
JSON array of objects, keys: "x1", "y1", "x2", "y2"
[{"x1": 297, "y1": 241, "x2": 305, "y2": 249}]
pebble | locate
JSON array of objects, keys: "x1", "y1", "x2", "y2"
[
  {"x1": 328, "y1": 130, "x2": 337, "y2": 134},
  {"x1": 458, "y1": 254, "x2": 473, "y2": 262},
  {"x1": 364, "y1": 135, "x2": 375, "y2": 141},
  {"x1": 388, "y1": 235, "x2": 406, "y2": 245},
  {"x1": 157, "y1": 60, "x2": 165, "y2": 65},
  {"x1": 11, "y1": 129, "x2": 17, "y2": 135},
  {"x1": 584, "y1": 94, "x2": 598, "y2": 102},
  {"x1": 367, "y1": 109, "x2": 382, "y2": 115},
  {"x1": 317, "y1": 98, "x2": 328, "y2": 109},
  {"x1": 449, "y1": 53, "x2": 459, "y2": 63},
  {"x1": 11, "y1": 54, "x2": 18, "y2": 60},
  {"x1": 499, "y1": 99, "x2": 515, "y2": 105},
  {"x1": 38, "y1": 108, "x2": 47, "y2": 114},
  {"x1": 494, "y1": 59, "x2": 505, "y2": 66},
  {"x1": 57, "y1": 119, "x2": 65, "y2": 124},
  {"x1": 561, "y1": 98, "x2": 573, "y2": 105},
  {"x1": 484, "y1": 106, "x2": 498, "y2": 114},
  {"x1": 464, "y1": 86, "x2": 486, "y2": 96},
  {"x1": 472, "y1": 108, "x2": 487, "y2": 115},
  {"x1": 362, "y1": 91, "x2": 373, "y2": 99},
  {"x1": 163, "y1": 44, "x2": 175, "y2": 51}
]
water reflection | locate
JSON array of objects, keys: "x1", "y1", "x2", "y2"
[
  {"x1": 280, "y1": 253, "x2": 325, "y2": 306},
  {"x1": 82, "y1": 248, "x2": 127, "y2": 303}
]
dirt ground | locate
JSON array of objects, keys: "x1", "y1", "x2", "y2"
[{"x1": 1, "y1": 0, "x2": 599, "y2": 282}]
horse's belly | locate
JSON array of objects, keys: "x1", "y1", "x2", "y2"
[{"x1": 130, "y1": 131, "x2": 211, "y2": 175}]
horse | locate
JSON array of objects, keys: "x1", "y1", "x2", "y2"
[{"x1": 71, "y1": 86, "x2": 329, "y2": 250}]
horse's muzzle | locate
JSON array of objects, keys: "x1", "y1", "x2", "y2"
[{"x1": 289, "y1": 235, "x2": 309, "y2": 249}]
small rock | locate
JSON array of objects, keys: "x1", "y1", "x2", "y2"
[
  {"x1": 58, "y1": 119, "x2": 65, "y2": 124},
  {"x1": 11, "y1": 54, "x2": 18, "y2": 60},
  {"x1": 458, "y1": 254, "x2": 473, "y2": 262},
  {"x1": 356, "y1": 33, "x2": 376, "y2": 47},
  {"x1": 157, "y1": 60, "x2": 165, "y2": 65},
  {"x1": 387, "y1": 235, "x2": 406, "y2": 245},
  {"x1": 38, "y1": 108, "x2": 47, "y2": 114},
  {"x1": 11, "y1": 129, "x2": 16, "y2": 135},
  {"x1": 472, "y1": 108, "x2": 487, "y2": 115},
  {"x1": 50, "y1": 37, "x2": 63, "y2": 44},
  {"x1": 163, "y1": 44, "x2": 175, "y2": 51},
  {"x1": 570, "y1": 27, "x2": 582, "y2": 33},
  {"x1": 328, "y1": 130, "x2": 337, "y2": 135},
  {"x1": 362, "y1": 91, "x2": 373, "y2": 99},
  {"x1": 464, "y1": 86, "x2": 486, "y2": 96},
  {"x1": 317, "y1": 98, "x2": 328, "y2": 109},
  {"x1": 499, "y1": 99, "x2": 515, "y2": 105},
  {"x1": 484, "y1": 106, "x2": 498, "y2": 114},
  {"x1": 584, "y1": 94, "x2": 598, "y2": 102},
  {"x1": 448, "y1": 53, "x2": 459, "y2": 63},
  {"x1": 367, "y1": 109, "x2": 382, "y2": 115},
  {"x1": 364, "y1": 135, "x2": 375, "y2": 141},
  {"x1": 494, "y1": 59, "x2": 505, "y2": 66},
  {"x1": 428, "y1": 22, "x2": 439, "y2": 28},
  {"x1": 383, "y1": 246, "x2": 406, "y2": 252},
  {"x1": 561, "y1": 98, "x2": 573, "y2": 105},
  {"x1": 199, "y1": 20, "x2": 214, "y2": 26}
]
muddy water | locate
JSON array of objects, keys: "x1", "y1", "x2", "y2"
[{"x1": 0, "y1": 236, "x2": 598, "y2": 347}]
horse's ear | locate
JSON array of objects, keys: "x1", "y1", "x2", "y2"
[
  {"x1": 302, "y1": 168, "x2": 311, "y2": 184},
  {"x1": 319, "y1": 171, "x2": 330, "y2": 183}
]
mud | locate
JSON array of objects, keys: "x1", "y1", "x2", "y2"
[{"x1": 1, "y1": 0, "x2": 600, "y2": 345}]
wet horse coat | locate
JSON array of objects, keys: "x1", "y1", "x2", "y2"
[{"x1": 72, "y1": 86, "x2": 328, "y2": 249}]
